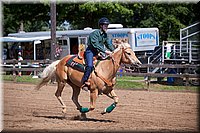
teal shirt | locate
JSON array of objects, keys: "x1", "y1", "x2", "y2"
[{"x1": 87, "y1": 29, "x2": 114, "y2": 53}]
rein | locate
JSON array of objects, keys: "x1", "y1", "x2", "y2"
[
  {"x1": 94, "y1": 70, "x2": 113, "y2": 87},
  {"x1": 94, "y1": 46, "x2": 129, "y2": 87}
]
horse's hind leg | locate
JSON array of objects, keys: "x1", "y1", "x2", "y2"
[
  {"x1": 55, "y1": 80, "x2": 67, "y2": 113},
  {"x1": 67, "y1": 81, "x2": 82, "y2": 110},
  {"x1": 70, "y1": 84, "x2": 88, "y2": 120},
  {"x1": 56, "y1": 59, "x2": 68, "y2": 82}
]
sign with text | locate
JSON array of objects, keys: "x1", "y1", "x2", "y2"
[{"x1": 135, "y1": 31, "x2": 158, "y2": 47}]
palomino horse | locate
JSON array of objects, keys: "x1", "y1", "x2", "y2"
[{"x1": 35, "y1": 42, "x2": 141, "y2": 118}]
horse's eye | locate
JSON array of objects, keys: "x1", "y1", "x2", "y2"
[{"x1": 126, "y1": 52, "x2": 131, "y2": 55}]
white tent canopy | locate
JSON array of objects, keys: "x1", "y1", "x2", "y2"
[
  {"x1": 0, "y1": 36, "x2": 54, "y2": 60},
  {"x1": 0, "y1": 36, "x2": 52, "y2": 42}
]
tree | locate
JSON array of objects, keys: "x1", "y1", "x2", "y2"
[
  {"x1": 58, "y1": 2, "x2": 134, "y2": 29},
  {"x1": 130, "y1": 3, "x2": 198, "y2": 41},
  {"x1": 3, "y1": 4, "x2": 50, "y2": 35},
  {"x1": 3, "y1": 2, "x2": 199, "y2": 42}
]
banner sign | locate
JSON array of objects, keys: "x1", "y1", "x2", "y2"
[{"x1": 135, "y1": 31, "x2": 158, "y2": 47}]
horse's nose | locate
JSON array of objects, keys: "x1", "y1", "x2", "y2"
[
  {"x1": 136, "y1": 63, "x2": 141, "y2": 67},
  {"x1": 134, "y1": 60, "x2": 142, "y2": 67},
  {"x1": 131, "y1": 62, "x2": 140, "y2": 68},
  {"x1": 137, "y1": 60, "x2": 142, "y2": 65}
]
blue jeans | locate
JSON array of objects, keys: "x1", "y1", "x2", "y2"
[{"x1": 81, "y1": 48, "x2": 97, "y2": 84}]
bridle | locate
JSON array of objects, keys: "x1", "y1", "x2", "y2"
[
  {"x1": 111, "y1": 45, "x2": 133, "y2": 66},
  {"x1": 94, "y1": 44, "x2": 134, "y2": 87}
]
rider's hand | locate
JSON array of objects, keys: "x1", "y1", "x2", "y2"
[{"x1": 105, "y1": 50, "x2": 112, "y2": 55}]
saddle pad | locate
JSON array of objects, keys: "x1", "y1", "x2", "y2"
[
  {"x1": 65, "y1": 55, "x2": 85, "y2": 72},
  {"x1": 65, "y1": 55, "x2": 101, "y2": 72}
]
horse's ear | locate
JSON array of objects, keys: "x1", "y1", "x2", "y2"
[
  {"x1": 113, "y1": 43, "x2": 119, "y2": 48},
  {"x1": 113, "y1": 39, "x2": 120, "y2": 48}
]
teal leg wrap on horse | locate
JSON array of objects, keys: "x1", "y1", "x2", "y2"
[
  {"x1": 106, "y1": 103, "x2": 116, "y2": 113},
  {"x1": 79, "y1": 107, "x2": 89, "y2": 113}
]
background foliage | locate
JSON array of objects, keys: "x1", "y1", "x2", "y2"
[{"x1": 2, "y1": 2, "x2": 200, "y2": 42}]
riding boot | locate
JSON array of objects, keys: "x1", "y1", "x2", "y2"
[
  {"x1": 81, "y1": 66, "x2": 93, "y2": 91},
  {"x1": 81, "y1": 84, "x2": 90, "y2": 92}
]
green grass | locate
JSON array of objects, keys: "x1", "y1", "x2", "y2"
[
  {"x1": 1, "y1": 75, "x2": 199, "y2": 92},
  {"x1": 115, "y1": 76, "x2": 199, "y2": 91},
  {"x1": 151, "y1": 84, "x2": 199, "y2": 91},
  {"x1": 116, "y1": 80, "x2": 145, "y2": 89},
  {"x1": 116, "y1": 76, "x2": 144, "y2": 80},
  {"x1": 116, "y1": 76, "x2": 145, "y2": 89},
  {"x1": 2, "y1": 75, "x2": 40, "y2": 84}
]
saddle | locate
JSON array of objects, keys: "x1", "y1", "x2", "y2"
[{"x1": 65, "y1": 51, "x2": 98, "y2": 72}]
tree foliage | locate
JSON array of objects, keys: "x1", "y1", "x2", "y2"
[{"x1": 2, "y1": 2, "x2": 199, "y2": 42}]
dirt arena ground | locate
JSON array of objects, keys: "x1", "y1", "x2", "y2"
[{"x1": 2, "y1": 82, "x2": 199, "y2": 132}]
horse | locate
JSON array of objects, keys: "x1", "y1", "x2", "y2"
[{"x1": 35, "y1": 42, "x2": 141, "y2": 118}]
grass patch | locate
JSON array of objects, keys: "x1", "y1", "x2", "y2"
[
  {"x1": 115, "y1": 76, "x2": 145, "y2": 89},
  {"x1": 2, "y1": 75, "x2": 199, "y2": 92},
  {"x1": 150, "y1": 83, "x2": 199, "y2": 91},
  {"x1": 116, "y1": 76, "x2": 144, "y2": 80},
  {"x1": 2, "y1": 75, "x2": 40, "y2": 84},
  {"x1": 115, "y1": 80, "x2": 145, "y2": 89},
  {"x1": 115, "y1": 76, "x2": 199, "y2": 92}
]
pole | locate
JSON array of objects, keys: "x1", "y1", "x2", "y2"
[
  {"x1": 34, "y1": 43, "x2": 36, "y2": 60},
  {"x1": 50, "y1": 0, "x2": 56, "y2": 60},
  {"x1": 18, "y1": 45, "x2": 23, "y2": 76}
]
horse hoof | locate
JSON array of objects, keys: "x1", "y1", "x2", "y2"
[
  {"x1": 62, "y1": 112, "x2": 67, "y2": 118},
  {"x1": 62, "y1": 108, "x2": 67, "y2": 114},
  {"x1": 89, "y1": 108, "x2": 95, "y2": 111},
  {"x1": 80, "y1": 113, "x2": 87, "y2": 120},
  {"x1": 101, "y1": 108, "x2": 107, "y2": 115},
  {"x1": 101, "y1": 111, "x2": 106, "y2": 115}
]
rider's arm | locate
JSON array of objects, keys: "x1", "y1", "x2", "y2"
[
  {"x1": 89, "y1": 30, "x2": 106, "y2": 53},
  {"x1": 105, "y1": 37, "x2": 115, "y2": 52}
]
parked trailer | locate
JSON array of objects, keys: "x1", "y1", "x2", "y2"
[
  {"x1": 59, "y1": 28, "x2": 159, "y2": 59},
  {"x1": 5, "y1": 27, "x2": 159, "y2": 61}
]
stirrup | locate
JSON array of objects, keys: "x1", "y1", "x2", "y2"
[
  {"x1": 84, "y1": 81, "x2": 90, "y2": 86},
  {"x1": 81, "y1": 84, "x2": 89, "y2": 91}
]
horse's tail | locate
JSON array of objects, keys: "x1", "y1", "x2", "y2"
[{"x1": 35, "y1": 60, "x2": 60, "y2": 90}]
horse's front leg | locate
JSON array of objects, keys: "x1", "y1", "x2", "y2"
[
  {"x1": 79, "y1": 88, "x2": 98, "y2": 113},
  {"x1": 101, "y1": 89, "x2": 119, "y2": 115},
  {"x1": 89, "y1": 88, "x2": 98, "y2": 111},
  {"x1": 106, "y1": 77, "x2": 119, "y2": 104},
  {"x1": 107, "y1": 89, "x2": 119, "y2": 104}
]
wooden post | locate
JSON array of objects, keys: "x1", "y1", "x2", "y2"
[
  {"x1": 50, "y1": 0, "x2": 56, "y2": 60},
  {"x1": 145, "y1": 76, "x2": 151, "y2": 91},
  {"x1": 20, "y1": 21, "x2": 24, "y2": 32},
  {"x1": 12, "y1": 59, "x2": 17, "y2": 82},
  {"x1": 18, "y1": 45, "x2": 23, "y2": 76},
  {"x1": 185, "y1": 76, "x2": 189, "y2": 89}
]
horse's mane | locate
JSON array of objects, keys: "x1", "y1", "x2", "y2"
[{"x1": 113, "y1": 42, "x2": 131, "y2": 53}]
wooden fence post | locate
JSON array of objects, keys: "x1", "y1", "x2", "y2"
[
  {"x1": 145, "y1": 76, "x2": 151, "y2": 91},
  {"x1": 12, "y1": 59, "x2": 17, "y2": 82}
]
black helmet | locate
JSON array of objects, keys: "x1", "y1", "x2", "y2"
[{"x1": 98, "y1": 17, "x2": 110, "y2": 26}]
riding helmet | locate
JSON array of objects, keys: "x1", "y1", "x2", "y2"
[{"x1": 98, "y1": 17, "x2": 110, "y2": 26}]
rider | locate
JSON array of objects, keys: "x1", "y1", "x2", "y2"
[{"x1": 81, "y1": 17, "x2": 115, "y2": 91}]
